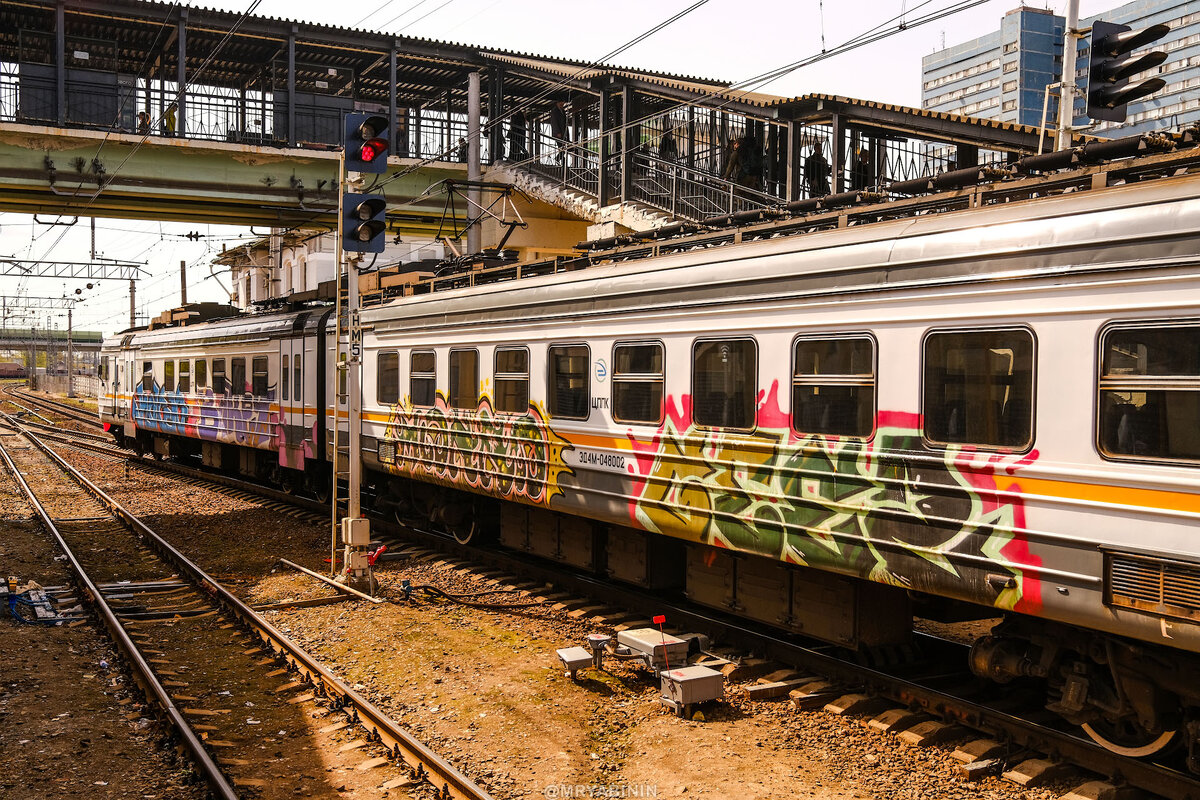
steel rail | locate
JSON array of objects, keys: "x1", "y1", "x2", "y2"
[
  {"x1": 10, "y1": 387, "x2": 103, "y2": 427},
  {"x1": 0, "y1": 422, "x2": 239, "y2": 800},
  {"x1": 65, "y1": 431, "x2": 1200, "y2": 798},
  {"x1": 9, "y1": 419, "x2": 493, "y2": 800}
]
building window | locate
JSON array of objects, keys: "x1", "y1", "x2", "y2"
[
  {"x1": 212, "y1": 358, "x2": 226, "y2": 394},
  {"x1": 1003, "y1": 80, "x2": 1017, "y2": 93},
  {"x1": 252, "y1": 357, "x2": 268, "y2": 396},
  {"x1": 448, "y1": 350, "x2": 478, "y2": 409},
  {"x1": 792, "y1": 336, "x2": 875, "y2": 438},
  {"x1": 410, "y1": 351, "x2": 436, "y2": 406},
  {"x1": 377, "y1": 351, "x2": 399, "y2": 405},
  {"x1": 164, "y1": 360, "x2": 175, "y2": 392},
  {"x1": 548, "y1": 345, "x2": 589, "y2": 419},
  {"x1": 693, "y1": 339, "x2": 757, "y2": 430},
  {"x1": 1099, "y1": 323, "x2": 1200, "y2": 462},
  {"x1": 612, "y1": 342, "x2": 664, "y2": 424},
  {"x1": 1003, "y1": 42, "x2": 1018, "y2": 54},
  {"x1": 179, "y1": 360, "x2": 190, "y2": 393},
  {"x1": 1003, "y1": 100, "x2": 1018, "y2": 111},
  {"x1": 494, "y1": 347, "x2": 530, "y2": 414},
  {"x1": 231, "y1": 358, "x2": 247, "y2": 396},
  {"x1": 923, "y1": 329, "x2": 1034, "y2": 449},
  {"x1": 195, "y1": 359, "x2": 207, "y2": 390},
  {"x1": 1003, "y1": 60, "x2": 1018, "y2": 73}
]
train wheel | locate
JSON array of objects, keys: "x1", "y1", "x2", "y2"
[{"x1": 1082, "y1": 718, "x2": 1179, "y2": 757}]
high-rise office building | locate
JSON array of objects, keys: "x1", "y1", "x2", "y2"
[{"x1": 922, "y1": 1, "x2": 1200, "y2": 137}]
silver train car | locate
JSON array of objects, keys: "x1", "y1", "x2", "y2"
[{"x1": 102, "y1": 156, "x2": 1200, "y2": 764}]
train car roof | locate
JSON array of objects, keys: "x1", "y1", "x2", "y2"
[
  {"x1": 363, "y1": 169, "x2": 1200, "y2": 334},
  {"x1": 103, "y1": 307, "x2": 330, "y2": 350}
]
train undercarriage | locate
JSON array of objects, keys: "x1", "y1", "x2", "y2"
[{"x1": 125, "y1": 427, "x2": 1200, "y2": 771}]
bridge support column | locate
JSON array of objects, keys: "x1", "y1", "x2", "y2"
[
  {"x1": 55, "y1": 0, "x2": 65, "y2": 126},
  {"x1": 177, "y1": 9, "x2": 187, "y2": 137},
  {"x1": 287, "y1": 26, "x2": 297, "y2": 148},
  {"x1": 619, "y1": 86, "x2": 633, "y2": 203},
  {"x1": 599, "y1": 89, "x2": 612, "y2": 206},
  {"x1": 786, "y1": 121, "x2": 801, "y2": 200},
  {"x1": 389, "y1": 46, "x2": 401, "y2": 157},
  {"x1": 831, "y1": 112, "x2": 845, "y2": 194},
  {"x1": 467, "y1": 71, "x2": 481, "y2": 254},
  {"x1": 488, "y1": 67, "x2": 504, "y2": 163}
]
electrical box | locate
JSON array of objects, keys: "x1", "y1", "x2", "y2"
[
  {"x1": 556, "y1": 646, "x2": 594, "y2": 678},
  {"x1": 342, "y1": 517, "x2": 371, "y2": 546},
  {"x1": 343, "y1": 548, "x2": 369, "y2": 572},
  {"x1": 616, "y1": 628, "x2": 689, "y2": 671},
  {"x1": 660, "y1": 665, "x2": 725, "y2": 716}
]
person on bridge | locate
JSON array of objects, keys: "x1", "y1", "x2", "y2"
[
  {"x1": 163, "y1": 103, "x2": 177, "y2": 136},
  {"x1": 549, "y1": 100, "x2": 568, "y2": 165},
  {"x1": 658, "y1": 127, "x2": 678, "y2": 163},
  {"x1": 850, "y1": 148, "x2": 874, "y2": 191},
  {"x1": 137, "y1": 111, "x2": 151, "y2": 135},
  {"x1": 508, "y1": 110, "x2": 528, "y2": 162},
  {"x1": 455, "y1": 137, "x2": 468, "y2": 163},
  {"x1": 805, "y1": 141, "x2": 830, "y2": 197}
]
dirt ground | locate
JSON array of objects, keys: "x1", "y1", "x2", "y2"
[
  {"x1": 0, "y1": 436, "x2": 203, "y2": 800},
  {"x1": 6, "y1": 439, "x2": 1080, "y2": 800}
]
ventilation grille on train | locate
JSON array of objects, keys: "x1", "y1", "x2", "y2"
[{"x1": 1107, "y1": 552, "x2": 1200, "y2": 621}]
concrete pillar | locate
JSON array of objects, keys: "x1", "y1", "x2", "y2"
[
  {"x1": 488, "y1": 67, "x2": 504, "y2": 162},
  {"x1": 467, "y1": 71, "x2": 482, "y2": 254}
]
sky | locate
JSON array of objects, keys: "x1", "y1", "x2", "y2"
[{"x1": 0, "y1": 0, "x2": 1118, "y2": 337}]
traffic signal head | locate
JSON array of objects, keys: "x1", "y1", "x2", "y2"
[
  {"x1": 1087, "y1": 20, "x2": 1170, "y2": 123},
  {"x1": 343, "y1": 193, "x2": 387, "y2": 253},
  {"x1": 344, "y1": 113, "x2": 390, "y2": 174}
]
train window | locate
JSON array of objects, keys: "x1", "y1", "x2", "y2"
[
  {"x1": 548, "y1": 345, "x2": 589, "y2": 419},
  {"x1": 693, "y1": 339, "x2": 757, "y2": 430},
  {"x1": 293, "y1": 359, "x2": 302, "y2": 403},
  {"x1": 613, "y1": 342, "x2": 664, "y2": 424},
  {"x1": 1099, "y1": 323, "x2": 1200, "y2": 461},
  {"x1": 410, "y1": 351, "x2": 435, "y2": 406},
  {"x1": 195, "y1": 359, "x2": 207, "y2": 391},
  {"x1": 231, "y1": 358, "x2": 246, "y2": 395},
  {"x1": 281, "y1": 355, "x2": 289, "y2": 401},
  {"x1": 792, "y1": 336, "x2": 875, "y2": 438},
  {"x1": 923, "y1": 328, "x2": 1034, "y2": 450},
  {"x1": 142, "y1": 361, "x2": 152, "y2": 391},
  {"x1": 164, "y1": 360, "x2": 175, "y2": 392},
  {"x1": 252, "y1": 357, "x2": 268, "y2": 396},
  {"x1": 178, "y1": 360, "x2": 190, "y2": 393},
  {"x1": 449, "y1": 349, "x2": 478, "y2": 409},
  {"x1": 212, "y1": 358, "x2": 226, "y2": 394},
  {"x1": 495, "y1": 347, "x2": 529, "y2": 414},
  {"x1": 377, "y1": 352, "x2": 400, "y2": 405}
]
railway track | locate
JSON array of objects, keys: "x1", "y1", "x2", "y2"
[
  {"x1": 0, "y1": 416, "x2": 492, "y2": 800},
  {"x1": 3, "y1": 384, "x2": 105, "y2": 429},
  {"x1": 20, "y1": 389, "x2": 1200, "y2": 798}
]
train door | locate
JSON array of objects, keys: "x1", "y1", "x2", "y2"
[
  {"x1": 122, "y1": 349, "x2": 138, "y2": 434},
  {"x1": 279, "y1": 337, "x2": 306, "y2": 463},
  {"x1": 103, "y1": 355, "x2": 117, "y2": 416}
]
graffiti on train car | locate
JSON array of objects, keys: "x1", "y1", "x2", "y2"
[
  {"x1": 627, "y1": 381, "x2": 1042, "y2": 613},
  {"x1": 132, "y1": 381, "x2": 278, "y2": 448},
  {"x1": 382, "y1": 396, "x2": 572, "y2": 504}
]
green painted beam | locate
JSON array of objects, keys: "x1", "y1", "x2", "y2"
[{"x1": 0, "y1": 122, "x2": 467, "y2": 235}]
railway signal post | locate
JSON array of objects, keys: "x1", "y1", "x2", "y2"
[{"x1": 336, "y1": 113, "x2": 390, "y2": 593}]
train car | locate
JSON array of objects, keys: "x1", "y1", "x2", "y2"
[
  {"x1": 356, "y1": 167, "x2": 1200, "y2": 763},
  {"x1": 95, "y1": 145, "x2": 1200, "y2": 766},
  {"x1": 98, "y1": 308, "x2": 334, "y2": 494}
]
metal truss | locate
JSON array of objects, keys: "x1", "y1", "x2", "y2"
[{"x1": 0, "y1": 259, "x2": 146, "y2": 280}]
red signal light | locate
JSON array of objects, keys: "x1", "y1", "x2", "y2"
[{"x1": 359, "y1": 137, "x2": 387, "y2": 164}]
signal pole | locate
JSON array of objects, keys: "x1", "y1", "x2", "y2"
[{"x1": 1056, "y1": 0, "x2": 1080, "y2": 151}]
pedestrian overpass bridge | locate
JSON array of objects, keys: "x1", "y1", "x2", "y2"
[{"x1": 0, "y1": 0, "x2": 1067, "y2": 248}]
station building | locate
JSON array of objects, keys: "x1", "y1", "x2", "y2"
[{"x1": 922, "y1": 1, "x2": 1200, "y2": 137}]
